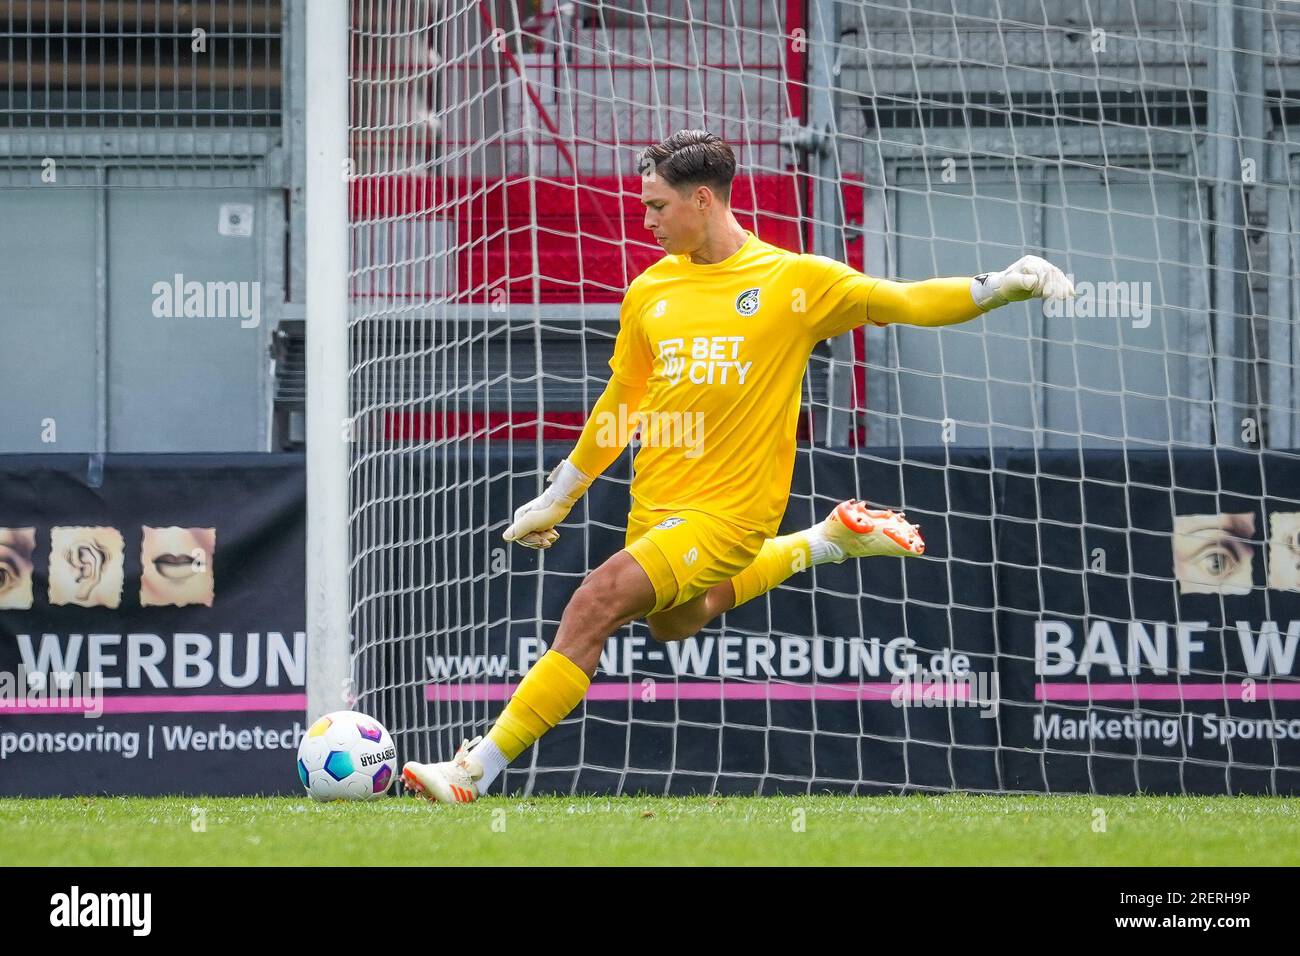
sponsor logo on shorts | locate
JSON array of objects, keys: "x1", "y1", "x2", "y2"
[
  {"x1": 655, "y1": 517, "x2": 685, "y2": 530},
  {"x1": 683, "y1": 547, "x2": 699, "y2": 566},
  {"x1": 735, "y1": 287, "x2": 760, "y2": 316}
]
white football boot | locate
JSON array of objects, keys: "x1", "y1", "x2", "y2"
[
  {"x1": 402, "y1": 735, "x2": 485, "y2": 804},
  {"x1": 819, "y1": 498, "x2": 925, "y2": 560}
]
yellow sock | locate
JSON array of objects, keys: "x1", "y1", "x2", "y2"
[
  {"x1": 729, "y1": 532, "x2": 812, "y2": 607},
  {"x1": 486, "y1": 649, "x2": 591, "y2": 761}
]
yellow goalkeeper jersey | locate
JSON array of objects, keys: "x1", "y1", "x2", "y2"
[{"x1": 609, "y1": 230, "x2": 882, "y2": 536}]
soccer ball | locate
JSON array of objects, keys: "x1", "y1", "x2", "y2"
[{"x1": 296, "y1": 710, "x2": 397, "y2": 801}]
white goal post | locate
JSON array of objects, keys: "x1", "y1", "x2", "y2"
[{"x1": 305, "y1": 0, "x2": 351, "y2": 723}]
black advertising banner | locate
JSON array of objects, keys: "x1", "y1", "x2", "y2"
[
  {"x1": 0, "y1": 454, "x2": 306, "y2": 796},
  {"x1": 995, "y1": 449, "x2": 1300, "y2": 796},
  {"x1": 3, "y1": 448, "x2": 1298, "y2": 797}
]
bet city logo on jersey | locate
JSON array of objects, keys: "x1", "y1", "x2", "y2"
[{"x1": 656, "y1": 335, "x2": 754, "y2": 386}]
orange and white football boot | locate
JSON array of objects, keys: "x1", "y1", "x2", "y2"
[
  {"x1": 819, "y1": 498, "x2": 925, "y2": 560},
  {"x1": 401, "y1": 735, "x2": 484, "y2": 804}
]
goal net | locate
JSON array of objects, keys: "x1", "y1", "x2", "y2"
[{"x1": 340, "y1": 0, "x2": 1300, "y2": 796}]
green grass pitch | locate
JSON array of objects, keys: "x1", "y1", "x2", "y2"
[{"x1": 2, "y1": 793, "x2": 1299, "y2": 866}]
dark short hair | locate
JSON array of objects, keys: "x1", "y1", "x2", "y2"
[{"x1": 637, "y1": 130, "x2": 736, "y2": 203}]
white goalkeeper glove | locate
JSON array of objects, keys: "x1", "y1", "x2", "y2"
[
  {"x1": 502, "y1": 458, "x2": 593, "y2": 550},
  {"x1": 971, "y1": 255, "x2": 1076, "y2": 310}
]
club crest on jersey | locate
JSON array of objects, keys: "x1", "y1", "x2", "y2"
[
  {"x1": 655, "y1": 516, "x2": 686, "y2": 530},
  {"x1": 734, "y1": 287, "x2": 760, "y2": 316}
]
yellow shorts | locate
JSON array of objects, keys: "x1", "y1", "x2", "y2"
[{"x1": 624, "y1": 508, "x2": 766, "y2": 615}]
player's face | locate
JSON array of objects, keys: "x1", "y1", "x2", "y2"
[{"x1": 641, "y1": 175, "x2": 706, "y2": 255}]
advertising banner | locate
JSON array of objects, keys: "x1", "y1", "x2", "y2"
[
  {"x1": 3, "y1": 449, "x2": 1298, "y2": 797},
  {"x1": 0, "y1": 455, "x2": 306, "y2": 796}
]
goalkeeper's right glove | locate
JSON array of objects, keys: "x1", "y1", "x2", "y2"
[{"x1": 502, "y1": 458, "x2": 593, "y2": 550}]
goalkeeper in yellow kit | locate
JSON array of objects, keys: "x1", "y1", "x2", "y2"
[{"x1": 402, "y1": 130, "x2": 1075, "y2": 803}]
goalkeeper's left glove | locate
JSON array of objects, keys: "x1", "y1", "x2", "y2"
[{"x1": 970, "y1": 254, "x2": 1076, "y2": 310}]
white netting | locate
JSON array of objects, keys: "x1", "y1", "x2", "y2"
[{"x1": 345, "y1": 0, "x2": 1300, "y2": 796}]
